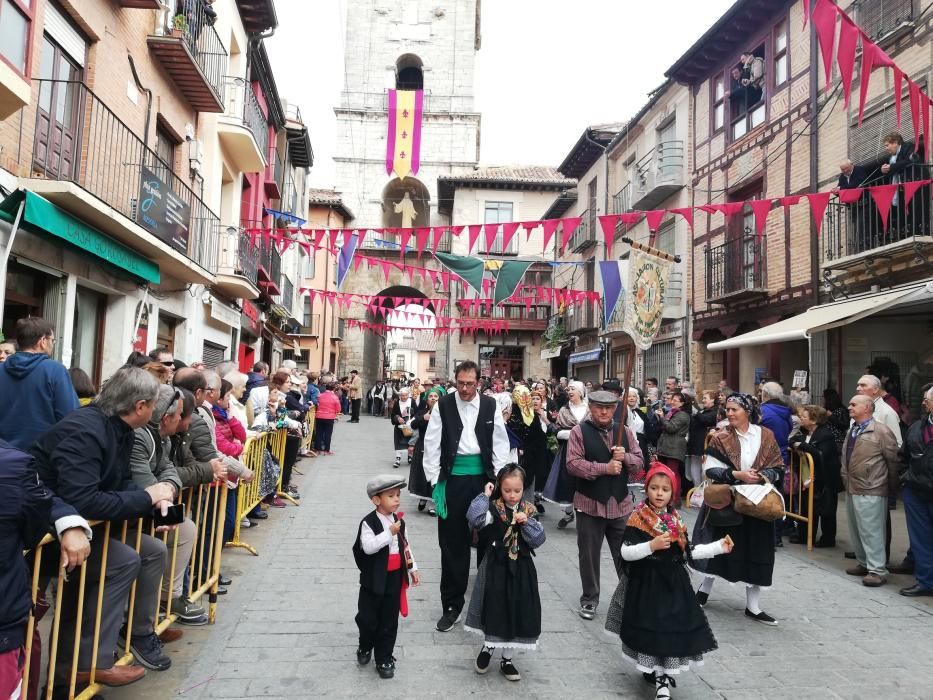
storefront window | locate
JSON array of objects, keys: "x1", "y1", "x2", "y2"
[{"x1": 72, "y1": 287, "x2": 104, "y2": 384}]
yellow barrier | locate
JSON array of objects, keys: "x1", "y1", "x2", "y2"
[
  {"x1": 20, "y1": 481, "x2": 228, "y2": 700},
  {"x1": 301, "y1": 406, "x2": 316, "y2": 451},
  {"x1": 784, "y1": 448, "x2": 816, "y2": 551},
  {"x1": 225, "y1": 428, "x2": 289, "y2": 556}
]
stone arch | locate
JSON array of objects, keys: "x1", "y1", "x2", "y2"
[
  {"x1": 381, "y1": 177, "x2": 431, "y2": 229},
  {"x1": 395, "y1": 53, "x2": 424, "y2": 90}
]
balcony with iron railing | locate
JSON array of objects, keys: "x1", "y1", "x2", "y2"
[
  {"x1": 218, "y1": 76, "x2": 268, "y2": 173},
  {"x1": 264, "y1": 149, "x2": 284, "y2": 199},
  {"x1": 564, "y1": 303, "x2": 599, "y2": 334},
  {"x1": 241, "y1": 221, "x2": 281, "y2": 296},
  {"x1": 567, "y1": 209, "x2": 598, "y2": 253},
  {"x1": 459, "y1": 303, "x2": 551, "y2": 331},
  {"x1": 282, "y1": 275, "x2": 294, "y2": 314},
  {"x1": 293, "y1": 313, "x2": 321, "y2": 337},
  {"x1": 631, "y1": 140, "x2": 686, "y2": 211},
  {"x1": 148, "y1": 1, "x2": 227, "y2": 112},
  {"x1": 21, "y1": 79, "x2": 219, "y2": 283},
  {"x1": 852, "y1": 0, "x2": 916, "y2": 43},
  {"x1": 705, "y1": 232, "x2": 768, "y2": 304},
  {"x1": 215, "y1": 224, "x2": 260, "y2": 299},
  {"x1": 612, "y1": 183, "x2": 633, "y2": 214}
]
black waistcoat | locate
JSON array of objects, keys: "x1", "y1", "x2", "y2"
[
  {"x1": 437, "y1": 393, "x2": 497, "y2": 481},
  {"x1": 575, "y1": 420, "x2": 629, "y2": 504},
  {"x1": 352, "y1": 510, "x2": 409, "y2": 594}
]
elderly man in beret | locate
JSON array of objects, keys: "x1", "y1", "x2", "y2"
[{"x1": 566, "y1": 390, "x2": 644, "y2": 620}]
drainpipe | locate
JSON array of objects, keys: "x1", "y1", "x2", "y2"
[{"x1": 127, "y1": 54, "x2": 153, "y2": 148}]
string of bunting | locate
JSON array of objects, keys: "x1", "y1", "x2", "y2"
[{"x1": 345, "y1": 319, "x2": 510, "y2": 337}]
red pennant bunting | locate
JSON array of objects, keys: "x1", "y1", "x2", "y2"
[
  {"x1": 618, "y1": 212, "x2": 644, "y2": 228},
  {"x1": 869, "y1": 184, "x2": 898, "y2": 230},
  {"x1": 380, "y1": 261, "x2": 391, "y2": 283},
  {"x1": 483, "y1": 223, "x2": 500, "y2": 252},
  {"x1": 805, "y1": 192, "x2": 832, "y2": 236},
  {"x1": 298, "y1": 240, "x2": 312, "y2": 255},
  {"x1": 921, "y1": 94, "x2": 930, "y2": 144},
  {"x1": 312, "y1": 229, "x2": 327, "y2": 250},
  {"x1": 836, "y1": 16, "x2": 858, "y2": 108},
  {"x1": 467, "y1": 225, "x2": 482, "y2": 254},
  {"x1": 431, "y1": 227, "x2": 446, "y2": 254},
  {"x1": 414, "y1": 227, "x2": 431, "y2": 258},
  {"x1": 521, "y1": 221, "x2": 540, "y2": 240},
  {"x1": 501, "y1": 222, "x2": 520, "y2": 251},
  {"x1": 901, "y1": 179, "x2": 930, "y2": 209},
  {"x1": 669, "y1": 207, "x2": 694, "y2": 230},
  {"x1": 837, "y1": 188, "x2": 864, "y2": 204},
  {"x1": 541, "y1": 219, "x2": 560, "y2": 253},
  {"x1": 779, "y1": 195, "x2": 802, "y2": 208},
  {"x1": 858, "y1": 40, "x2": 895, "y2": 125},
  {"x1": 398, "y1": 230, "x2": 412, "y2": 257},
  {"x1": 328, "y1": 229, "x2": 340, "y2": 249},
  {"x1": 748, "y1": 199, "x2": 774, "y2": 238},
  {"x1": 559, "y1": 217, "x2": 582, "y2": 254},
  {"x1": 598, "y1": 215, "x2": 620, "y2": 249},
  {"x1": 644, "y1": 210, "x2": 666, "y2": 232},
  {"x1": 811, "y1": 0, "x2": 837, "y2": 92},
  {"x1": 909, "y1": 80, "x2": 923, "y2": 147}
]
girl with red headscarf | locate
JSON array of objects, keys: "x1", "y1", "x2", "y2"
[{"x1": 605, "y1": 463, "x2": 733, "y2": 699}]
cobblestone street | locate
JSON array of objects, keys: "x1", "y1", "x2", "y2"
[{"x1": 121, "y1": 416, "x2": 933, "y2": 699}]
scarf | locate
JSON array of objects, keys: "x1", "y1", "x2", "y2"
[
  {"x1": 493, "y1": 497, "x2": 537, "y2": 560},
  {"x1": 512, "y1": 386, "x2": 534, "y2": 426},
  {"x1": 212, "y1": 405, "x2": 229, "y2": 421},
  {"x1": 627, "y1": 500, "x2": 689, "y2": 551}
]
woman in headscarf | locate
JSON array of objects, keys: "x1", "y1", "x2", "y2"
[
  {"x1": 691, "y1": 393, "x2": 784, "y2": 626},
  {"x1": 508, "y1": 385, "x2": 552, "y2": 512},
  {"x1": 391, "y1": 387, "x2": 414, "y2": 468},
  {"x1": 542, "y1": 380, "x2": 589, "y2": 528},
  {"x1": 408, "y1": 385, "x2": 446, "y2": 514}
]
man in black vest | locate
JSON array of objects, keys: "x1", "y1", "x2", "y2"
[
  {"x1": 566, "y1": 390, "x2": 644, "y2": 620},
  {"x1": 423, "y1": 360, "x2": 510, "y2": 632}
]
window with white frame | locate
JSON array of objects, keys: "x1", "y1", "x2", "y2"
[{"x1": 482, "y1": 201, "x2": 516, "y2": 254}]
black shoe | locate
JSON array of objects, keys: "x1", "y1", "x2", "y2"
[
  {"x1": 889, "y1": 559, "x2": 916, "y2": 575},
  {"x1": 376, "y1": 657, "x2": 396, "y2": 679},
  {"x1": 695, "y1": 589, "x2": 709, "y2": 607},
  {"x1": 744, "y1": 609, "x2": 778, "y2": 626},
  {"x1": 436, "y1": 608, "x2": 461, "y2": 632},
  {"x1": 578, "y1": 603, "x2": 596, "y2": 620},
  {"x1": 474, "y1": 647, "x2": 492, "y2": 674},
  {"x1": 130, "y1": 632, "x2": 172, "y2": 671},
  {"x1": 251, "y1": 510, "x2": 269, "y2": 520},
  {"x1": 844, "y1": 551, "x2": 856, "y2": 559},
  {"x1": 499, "y1": 659, "x2": 521, "y2": 681},
  {"x1": 356, "y1": 647, "x2": 372, "y2": 665},
  {"x1": 557, "y1": 512, "x2": 575, "y2": 529},
  {"x1": 534, "y1": 498, "x2": 545, "y2": 514},
  {"x1": 218, "y1": 574, "x2": 232, "y2": 586},
  {"x1": 899, "y1": 584, "x2": 933, "y2": 597},
  {"x1": 642, "y1": 671, "x2": 655, "y2": 685},
  {"x1": 814, "y1": 540, "x2": 835, "y2": 548},
  {"x1": 418, "y1": 500, "x2": 427, "y2": 512},
  {"x1": 216, "y1": 585, "x2": 228, "y2": 595}
]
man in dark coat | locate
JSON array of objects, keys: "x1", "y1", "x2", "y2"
[{"x1": 899, "y1": 386, "x2": 933, "y2": 597}]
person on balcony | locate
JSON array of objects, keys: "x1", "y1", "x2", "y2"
[
  {"x1": 837, "y1": 158, "x2": 874, "y2": 252},
  {"x1": 876, "y1": 132, "x2": 928, "y2": 238},
  {"x1": 739, "y1": 51, "x2": 765, "y2": 105}
]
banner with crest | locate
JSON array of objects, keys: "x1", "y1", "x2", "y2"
[{"x1": 622, "y1": 249, "x2": 672, "y2": 350}]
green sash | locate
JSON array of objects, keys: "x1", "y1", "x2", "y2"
[{"x1": 432, "y1": 454, "x2": 484, "y2": 519}]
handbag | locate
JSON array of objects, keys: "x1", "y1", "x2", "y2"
[
  {"x1": 702, "y1": 483, "x2": 743, "y2": 527},
  {"x1": 734, "y1": 478, "x2": 785, "y2": 522},
  {"x1": 400, "y1": 425, "x2": 414, "y2": 438},
  {"x1": 689, "y1": 480, "x2": 709, "y2": 509}
]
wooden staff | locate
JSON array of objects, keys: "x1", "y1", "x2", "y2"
[{"x1": 620, "y1": 236, "x2": 682, "y2": 263}]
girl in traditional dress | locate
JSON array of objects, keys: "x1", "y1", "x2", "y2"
[
  {"x1": 605, "y1": 463, "x2": 733, "y2": 699},
  {"x1": 464, "y1": 464, "x2": 545, "y2": 682}
]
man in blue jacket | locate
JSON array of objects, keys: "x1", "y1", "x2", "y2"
[
  {"x1": 32, "y1": 367, "x2": 176, "y2": 689},
  {"x1": 0, "y1": 317, "x2": 78, "y2": 450},
  {"x1": 760, "y1": 381, "x2": 794, "y2": 547}
]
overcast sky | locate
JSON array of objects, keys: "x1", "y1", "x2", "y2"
[{"x1": 267, "y1": 0, "x2": 737, "y2": 189}]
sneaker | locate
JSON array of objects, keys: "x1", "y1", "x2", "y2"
[
  {"x1": 393, "y1": 460, "x2": 400, "y2": 469},
  {"x1": 578, "y1": 604, "x2": 596, "y2": 620},
  {"x1": 356, "y1": 647, "x2": 372, "y2": 665},
  {"x1": 435, "y1": 608, "x2": 461, "y2": 632},
  {"x1": 171, "y1": 596, "x2": 206, "y2": 622},
  {"x1": 177, "y1": 613, "x2": 208, "y2": 626},
  {"x1": 744, "y1": 609, "x2": 778, "y2": 626},
  {"x1": 695, "y1": 589, "x2": 709, "y2": 607},
  {"x1": 376, "y1": 657, "x2": 396, "y2": 679},
  {"x1": 287, "y1": 484, "x2": 300, "y2": 497},
  {"x1": 474, "y1": 647, "x2": 492, "y2": 674},
  {"x1": 270, "y1": 496, "x2": 286, "y2": 508},
  {"x1": 130, "y1": 632, "x2": 172, "y2": 671},
  {"x1": 557, "y1": 511, "x2": 575, "y2": 529},
  {"x1": 499, "y1": 659, "x2": 521, "y2": 681},
  {"x1": 240, "y1": 518, "x2": 251, "y2": 528},
  {"x1": 251, "y1": 510, "x2": 269, "y2": 520}
]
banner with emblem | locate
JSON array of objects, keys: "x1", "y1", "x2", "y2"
[
  {"x1": 622, "y1": 249, "x2": 671, "y2": 350},
  {"x1": 385, "y1": 89, "x2": 424, "y2": 180}
]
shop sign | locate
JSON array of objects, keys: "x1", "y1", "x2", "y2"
[
  {"x1": 210, "y1": 298, "x2": 241, "y2": 328},
  {"x1": 240, "y1": 300, "x2": 261, "y2": 337},
  {"x1": 569, "y1": 347, "x2": 602, "y2": 365},
  {"x1": 136, "y1": 166, "x2": 191, "y2": 254},
  {"x1": 793, "y1": 370, "x2": 808, "y2": 389},
  {"x1": 541, "y1": 346, "x2": 563, "y2": 360}
]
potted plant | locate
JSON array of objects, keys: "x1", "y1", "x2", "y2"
[{"x1": 171, "y1": 13, "x2": 188, "y2": 36}]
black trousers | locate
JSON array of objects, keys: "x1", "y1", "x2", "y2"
[
  {"x1": 815, "y1": 492, "x2": 838, "y2": 545},
  {"x1": 356, "y1": 570, "x2": 402, "y2": 664},
  {"x1": 576, "y1": 511, "x2": 626, "y2": 608},
  {"x1": 313, "y1": 418, "x2": 334, "y2": 451},
  {"x1": 436, "y1": 473, "x2": 488, "y2": 613},
  {"x1": 351, "y1": 399, "x2": 362, "y2": 421},
  {"x1": 282, "y1": 434, "x2": 300, "y2": 489}
]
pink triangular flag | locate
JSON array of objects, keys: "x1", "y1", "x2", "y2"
[
  {"x1": 837, "y1": 188, "x2": 864, "y2": 205},
  {"x1": 805, "y1": 192, "x2": 832, "y2": 236},
  {"x1": 869, "y1": 184, "x2": 898, "y2": 231},
  {"x1": 644, "y1": 210, "x2": 666, "y2": 232},
  {"x1": 559, "y1": 217, "x2": 582, "y2": 254},
  {"x1": 541, "y1": 219, "x2": 560, "y2": 253},
  {"x1": 398, "y1": 230, "x2": 413, "y2": 257},
  {"x1": 522, "y1": 221, "x2": 540, "y2": 240},
  {"x1": 902, "y1": 179, "x2": 930, "y2": 209},
  {"x1": 414, "y1": 227, "x2": 431, "y2": 258},
  {"x1": 501, "y1": 222, "x2": 520, "y2": 251},
  {"x1": 910, "y1": 80, "x2": 923, "y2": 147},
  {"x1": 467, "y1": 225, "x2": 482, "y2": 254},
  {"x1": 894, "y1": 68, "x2": 904, "y2": 127},
  {"x1": 483, "y1": 223, "x2": 500, "y2": 252},
  {"x1": 811, "y1": 0, "x2": 838, "y2": 91},
  {"x1": 618, "y1": 212, "x2": 644, "y2": 228},
  {"x1": 669, "y1": 207, "x2": 693, "y2": 230},
  {"x1": 836, "y1": 16, "x2": 859, "y2": 108},
  {"x1": 598, "y1": 215, "x2": 621, "y2": 249},
  {"x1": 748, "y1": 199, "x2": 774, "y2": 237},
  {"x1": 779, "y1": 195, "x2": 802, "y2": 208}
]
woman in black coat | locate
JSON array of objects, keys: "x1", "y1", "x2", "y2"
[
  {"x1": 408, "y1": 387, "x2": 444, "y2": 514},
  {"x1": 789, "y1": 404, "x2": 843, "y2": 547},
  {"x1": 687, "y1": 390, "x2": 719, "y2": 487},
  {"x1": 507, "y1": 387, "x2": 551, "y2": 511}
]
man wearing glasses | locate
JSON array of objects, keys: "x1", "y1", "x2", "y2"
[
  {"x1": 0, "y1": 317, "x2": 79, "y2": 450},
  {"x1": 149, "y1": 347, "x2": 176, "y2": 379},
  {"x1": 423, "y1": 360, "x2": 510, "y2": 633}
]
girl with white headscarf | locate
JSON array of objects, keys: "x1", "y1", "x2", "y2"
[{"x1": 391, "y1": 387, "x2": 414, "y2": 467}]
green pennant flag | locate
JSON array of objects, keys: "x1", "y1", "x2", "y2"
[
  {"x1": 435, "y1": 252, "x2": 485, "y2": 296},
  {"x1": 493, "y1": 260, "x2": 534, "y2": 306}
]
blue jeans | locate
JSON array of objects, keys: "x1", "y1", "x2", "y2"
[{"x1": 903, "y1": 485, "x2": 933, "y2": 589}]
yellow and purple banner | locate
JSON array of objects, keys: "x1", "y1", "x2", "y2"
[{"x1": 386, "y1": 89, "x2": 423, "y2": 180}]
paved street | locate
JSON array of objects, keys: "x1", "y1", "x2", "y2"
[{"x1": 118, "y1": 415, "x2": 933, "y2": 699}]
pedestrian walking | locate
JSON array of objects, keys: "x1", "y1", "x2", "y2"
[
  {"x1": 408, "y1": 386, "x2": 445, "y2": 514},
  {"x1": 348, "y1": 369, "x2": 363, "y2": 423},
  {"x1": 605, "y1": 463, "x2": 732, "y2": 699},
  {"x1": 391, "y1": 388, "x2": 414, "y2": 468},
  {"x1": 353, "y1": 475, "x2": 420, "y2": 679},
  {"x1": 465, "y1": 465, "x2": 545, "y2": 682}
]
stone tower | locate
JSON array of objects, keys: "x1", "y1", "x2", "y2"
[{"x1": 334, "y1": 0, "x2": 482, "y2": 385}]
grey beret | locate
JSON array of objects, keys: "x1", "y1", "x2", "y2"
[
  {"x1": 588, "y1": 390, "x2": 619, "y2": 406},
  {"x1": 366, "y1": 475, "x2": 407, "y2": 498}
]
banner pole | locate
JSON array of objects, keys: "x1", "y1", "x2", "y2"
[{"x1": 620, "y1": 236, "x2": 682, "y2": 263}]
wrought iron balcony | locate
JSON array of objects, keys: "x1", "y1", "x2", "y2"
[
  {"x1": 565, "y1": 303, "x2": 598, "y2": 334},
  {"x1": 459, "y1": 303, "x2": 550, "y2": 331},
  {"x1": 215, "y1": 225, "x2": 259, "y2": 299},
  {"x1": 242, "y1": 221, "x2": 281, "y2": 296},
  {"x1": 25, "y1": 79, "x2": 219, "y2": 278},
  {"x1": 281, "y1": 275, "x2": 294, "y2": 314},
  {"x1": 357, "y1": 229, "x2": 452, "y2": 254},
  {"x1": 219, "y1": 76, "x2": 268, "y2": 172},
  {"x1": 265, "y1": 149, "x2": 283, "y2": 198},
  {"x1": 612, "y1": 183, "x2": 632, "y2": 214},
  {"x1": 293, "y1": 314, "x2": 321, "y2": 336},
  {"x1": 567, "y1": 209, "x2": 598, "y2": 253},
  {"x1": 631, "y1": 140, "x2": 686, "y2": 211},
  {"x1": 705, "y1": 233, "x2": 768, "y2": 304}
]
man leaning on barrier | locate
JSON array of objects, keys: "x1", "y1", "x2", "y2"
[{"x1": 32, "y1": 367, "x2": 178, "y2": 689}]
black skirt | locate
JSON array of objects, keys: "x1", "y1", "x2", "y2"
[
  {"x1": 468, "y1": 538, "x2": 541, "y2": 646},
  {"x1": 541, "y1": 443, "x2": 574, "y2": 505},
  {"x1": 408, "y1": 441, "x2": 432, "y2": 500},
  {"x1": 690, "y1": 507, "x2": 775, "y2": 587}
]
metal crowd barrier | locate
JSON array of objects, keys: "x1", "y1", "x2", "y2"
[
  {"x1": 225, "y1": 428, "x2": 288, "y2": 556},
  {"x1": 300, "y1": 406, "x2": 316, "y2": 451},
  {"x1": 783, "y1": 448, "x2": 816, "y2": 551},
  {"x1": 21, "y1": 481, "x2": 228, "y2": 700}
]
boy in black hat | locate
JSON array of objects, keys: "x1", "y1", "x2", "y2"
[{"x1": 352, "y1": 475, "x2": 421, "y2": 678}]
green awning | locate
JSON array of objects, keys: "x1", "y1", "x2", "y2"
[{"x1": 0, "y1": 190, "x2": 160, "y2": 284}]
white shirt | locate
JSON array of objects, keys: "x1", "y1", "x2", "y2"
[
  {"x1": 704, "y1": 423, "x2": 762, "y2": 474},
  {"x1": 627, "y1": 409, "x2": 645, "y2": 435},
  {"x1": 359, "y1": 511, "x2": 418, "y2": 571},
  {"x1": 422, "y1": 392, "x2": 511, "y2": 486}
]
